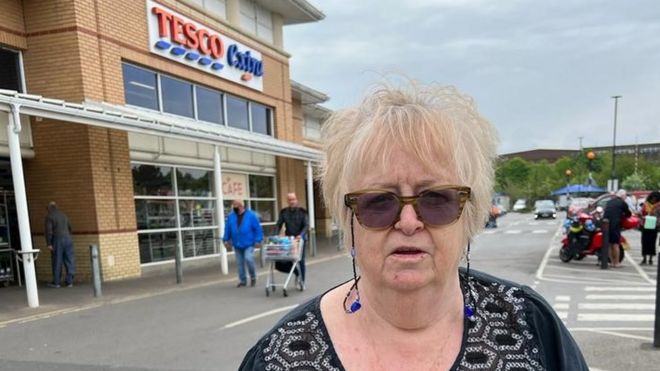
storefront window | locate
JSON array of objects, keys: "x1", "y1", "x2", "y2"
[
  {"x1": 226, "y1": 95, "x2": 249, "y2": 130},
  {"x1": 132, "y1": 164, "x2": 174, "y2": 196},
  {"x1": 135, "y1": 199, "x2": 177, "y2": 229},
  {"x1": 176, "y1": 168, "x2": 212, "y2": 197},
  {"x1": 139, "y1": 232, "x2": 177, "y2": 263},
  {"x1": 134, "y1": 164, "x2": 276, "y2": 264},
  {"x1": 196, "y1": 86, "x2": 223, "y2": 124},
  {"x1": 249, "y1": 175, "x2": 274, "y2": 198},
  {"x1": 161, "y1": 76, "x2": 194, "y2": 118},
  {"x1": 251, "y1": 103, "x2": 271, "y2": 136},
  {"x1": 123, "y1": 64, "x2": 158, "y2": 110},
  {"x1": 179, "y1": 200, "x2": 215, "y2": 227}
]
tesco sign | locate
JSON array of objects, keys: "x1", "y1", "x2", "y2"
[{"x1": 146, "y1": 0, "x2": 264, "y2": 91}]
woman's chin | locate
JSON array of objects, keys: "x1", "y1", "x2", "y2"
[{"x1": 384, "y1": 269, "x2": 434, "y2": 291}]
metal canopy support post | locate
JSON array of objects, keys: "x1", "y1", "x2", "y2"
[
  {"x1": 306, "y1": 161, "x2": 317, "y2": 257},
  {"x1": 214, "y1": 146, "x2": 228, "y2": 275},
  {"x1": 7, "y1": 105, "x2": 39, "y2": 307}
]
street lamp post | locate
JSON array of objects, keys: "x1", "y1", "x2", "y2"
[
  {"x1": 610, "y1": 95, "x2": 621, "y2": 191},
  {"x1": 586, "y1": 151, "x2": 596, "y2": 186}
]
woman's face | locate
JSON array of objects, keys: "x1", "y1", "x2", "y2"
[{"x1": 350, "y1": 146, "x2": 467, "y2": 291}]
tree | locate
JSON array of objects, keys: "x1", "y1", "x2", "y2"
[{"x1": 622, "y1": 172, "x2": 649, "y2": 191}]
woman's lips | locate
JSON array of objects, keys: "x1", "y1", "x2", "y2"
[{"x1": 390, "y1": 247, "x2": 427, "y2": 256}]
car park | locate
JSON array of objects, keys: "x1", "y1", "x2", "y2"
[{"x1": 534, "y1": 200, "x2": 557, "y2": 219}]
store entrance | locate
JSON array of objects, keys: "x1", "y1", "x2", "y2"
[{"x1": 0, "y1": 158, "x2": 20, "y2": 287}]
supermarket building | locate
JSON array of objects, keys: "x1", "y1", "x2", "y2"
[{"x1": 0, "y1": 0, "x2": 332, "y2": 304}]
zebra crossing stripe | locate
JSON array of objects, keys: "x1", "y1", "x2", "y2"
[
  {"x1": 578, "y1": 303, "x2": 655, "y2": 310},
  {"x1": 532, "y1": 230, "x2": 548, "y2": 234},
  {"x1": 585, "y1": 294, "x2": 655, "y2": 300},
  {"x1": 504, "y1": 230, "x2": 522, "y2": 234},
  {"x1": 577, "y1": 313, "x2": 654, "y2": 322},
  {"x1": 585, "y1": 286, "x2": 654, "y2": 292},
  {"x1": 555, "y1": 311, "x2": 568, "y2": 319},
  {"x1": 553, "y1": 303, "x2": 569, "y2": 310},
  {"x1": 555, "y1": 295, "x2": 570, "y2": 301}
]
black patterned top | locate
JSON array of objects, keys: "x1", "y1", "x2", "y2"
[{"x1": 239, "y1": 269, "x2": 588, "y2": 371}]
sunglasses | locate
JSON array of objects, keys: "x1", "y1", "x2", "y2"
[{"x1": 344, "y1": 186, "x2": 471, "y2": 230}]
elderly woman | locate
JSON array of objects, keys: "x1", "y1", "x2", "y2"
[{"x1": 240, "y1": 83, "x2": 587, "y2": 370}]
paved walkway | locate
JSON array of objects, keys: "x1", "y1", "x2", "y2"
[{"x1": 0, "y1": 236, "x2": 344, "y2": 326}]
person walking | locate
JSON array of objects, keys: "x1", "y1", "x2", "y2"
[
  {"x1": 45, "y1": 202, "x2": 75, "y2": 288},
  {"x1": 603, "y1": 189, "x2": 632, "y2": 268},
  {"x1": 223, "y1": 199, "x2": 263, "y2": 287},
  {"x1": 275, "y1": 192, "x2": 308, "y2": 284},
  {"x1": 640, "y1": 191, "x2": 660, "y2": 265}
]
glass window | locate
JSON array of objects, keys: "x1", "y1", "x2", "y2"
[
  {"x1": 226, "y1": 95, "x2": 249, "y2": 130},
  {"x1": 251, "y1": 103, "x2": 271, "y2": 136},
  {"x1": 179, "y1": 200, "x2": 215, "y2": 227},
  {"x1": 185, "y1": 229, "x2": 217, "y2": 257},
  {"x1": 252, "y1": 200, "x2": 275, "y2": 223},
  {"x1": 206, "y1": 0, "x2": 226, "y2": 18},
  {"x1": 161, "y1": 75, "x2": 194, "y2": 118},
  {"x1": 139, "y1": 232, "x2": 177, "y2": 264},
  {"x1": 132, "y1": 164, "x2": 174, "y2": 196},
  {"x1": 0, "y1": 48, "x2": 21, "y2": 92},
  {"x1": 135, "y1": 200, "x2": 177, "y2": 230},
  {"x1": 176, "y1": 168, "x2": 212, "y2": 197},
  {"x1": 249, "y1": 175, "x2": 274, "y2": 198},
  {"x1": 123, "y1": 64, "x2": 158, "y2": 110},
  {"x1": 196, "y1": 86, "x2": 223, "y2": 124}
]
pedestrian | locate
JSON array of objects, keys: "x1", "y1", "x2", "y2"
[
  {"x1": 240, "y1": 81, "x2": 587, "y2": 370},
  {"x1": 223, "y1": 199, "x2": 263, "y2": 287},
  {"x1": 274, "y1": 192, "x2": 308, "y2": 284},
  {"x1": 640, "y1": 191, "x2": 660, "y2": 265},
  {"x1": 603, "y1": 189, "x2": 632, "y2": 268},
  {"x1": 45, "y1": 202, "x2": 75, "y2": 288}
]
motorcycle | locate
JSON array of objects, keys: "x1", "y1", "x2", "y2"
[{"x1": 558, "y1": 209, "x2": 640, "y2": 263}]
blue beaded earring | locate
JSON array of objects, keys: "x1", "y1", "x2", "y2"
[
  {"x1": 464, "y1": 241, "x2": 476, "y2": 320},
  {"x1": 343, "y1": 213, "x2": 362, "y2": 314}
]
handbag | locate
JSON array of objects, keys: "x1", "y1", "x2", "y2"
[{"x1": 644, "y1": 215, "x2": 657, "y2": 230}]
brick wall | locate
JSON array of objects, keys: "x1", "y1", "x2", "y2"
[{"x1": 0, "y1": 0, "x2": 27, "y2": 49}]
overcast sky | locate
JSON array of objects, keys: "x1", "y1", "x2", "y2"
[{"x1": 284, "y1": 0, "x2": 660, "y2": 154}]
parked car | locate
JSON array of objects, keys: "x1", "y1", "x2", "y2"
[
  {"x1": 512, "y1": 199, "x2": 527, "y2": 212},
  {"x1": 534, "y1": 200, "x2": 557, "y2": 219}
]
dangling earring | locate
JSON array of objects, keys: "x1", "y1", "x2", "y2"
[
  {"x1": 463, "y1": 241, "x2": 476, "y2": 320},
  {"x1": 343, "y1": 213, "x2": 362, "y2": 314}
]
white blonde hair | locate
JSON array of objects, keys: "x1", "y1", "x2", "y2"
[{"x1": 320, "y1": 81, "x2": 499, "y2": 239}]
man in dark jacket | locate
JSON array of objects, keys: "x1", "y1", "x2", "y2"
[
  {"x1": 45, "y1": 202, "x2": 75, "y2": 288},
  {"x1": 275, "y1": 192, "x2": 308, "y2": 284},
  {"x1": 603, "y1": 189, "x2": 632, "y2": 268}
]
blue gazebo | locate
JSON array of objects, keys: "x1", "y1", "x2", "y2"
[{"x1": 551, "y1": 184, "x2": 607, "y2": 195}]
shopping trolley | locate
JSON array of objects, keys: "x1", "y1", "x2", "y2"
[{"x1": 264, "y1": 237, "x2": 305, "y2": 297}]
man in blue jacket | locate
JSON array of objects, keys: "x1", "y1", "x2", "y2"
[{"x1": 223, "y1": 199, "x2": 263, "y2": 287}]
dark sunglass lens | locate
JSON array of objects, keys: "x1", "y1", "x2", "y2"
[
  {"x1": 418, "y1": 189, "x2": 460, "y2": 225},
  {"x1": 357, "y1": 192, "x2": 399, "y2": 228}
]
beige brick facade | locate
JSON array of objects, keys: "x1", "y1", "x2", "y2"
[{"x1": 1, "y1": 0, "x2": 320, "y2": 283}]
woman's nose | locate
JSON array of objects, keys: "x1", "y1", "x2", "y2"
[{"x1": 395, "y1": 204, "x2": 424, "y2": 234}]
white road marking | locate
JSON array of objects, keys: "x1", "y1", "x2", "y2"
[
  {"x1": 529, "y1": 222, "x2": 539, "y2": 226},
  {"x1": 483, "y1": 230, "x2": 498, "y2": 234},
  {"x1": 532, "y1": 230, "x2": 548, "y2": 234},
  {"x1": 544, "y1": 274, "x2": 628, "y2": 285},
  {"x1": 578, "y1": 303, "x2": 655, "y2": 310},
  {"x1": 555, "y1": 311, "x2": 568, "y2": 319},
  {"x1": 569, "y1": 327, "x2": 652, "y2": 331},
  {"x1": 585, "y1": 286, "x2": 655, "y2": 292},
  {"x1": 222, "y1": 304, "x2": 299, "y2": 329},
  {"x1": 555, "y1": 295, "x2": 571, "y2": 301},
  {"x1": 504, "y1": 230, "x2": 522, "y2": 234},
  {"x1": 624, "y1": 253, "x2": 657, "y2": 285},
  {"x1": 585, "y1": 294, "x2": 655, "y2": 300},
  {"x1": 553, "y1": 303, "x2": 569, "y2": 310},
  {"x1": 577, "y1": 313, "x2": 654, "y2": 322},
  {"x1": 535, "y1": 223, "x2": 565, "y2": 281},
  {"x1": 586, "y1": 329, "x2": 653, "y2": 342}
]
